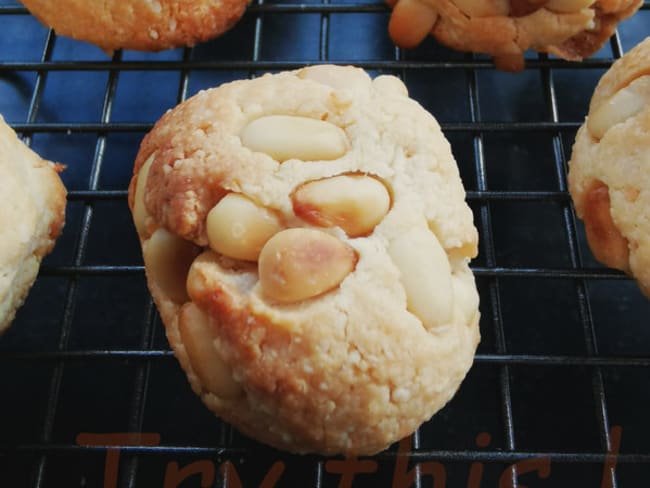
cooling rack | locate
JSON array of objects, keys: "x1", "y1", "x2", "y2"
[{"x1": 0, "y1": 0, "x2": 649, "y2": 486}]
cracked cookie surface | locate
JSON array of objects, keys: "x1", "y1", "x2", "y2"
[
  {"x1": 569, "y1": 37, "x2": 650, "y2": 298},
  {"x1": 129, "y1": 65, "x2": 480, "y2": 455},
  {"x1": 387, "y1": 0, "x2": 642, "y2": 71},
  {"x1": 0, "y1": 116, "x2": 66, "y2": 333},
  {"x1": 21, "y1": 0, "x2": 249, "y2": 53}
]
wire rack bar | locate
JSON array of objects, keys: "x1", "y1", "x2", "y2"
[
  {"x1": 62, "y1": 189, "x2": 575, "y2": 201},
  {"x1": 8, "y1": 121, "x2": 584, "y2": 133},
  {"x1": 36, "y1": 263, "x2": 630, "y2": 280},
  {"x1": 3, "y1": 1, "x2": 649, "y2": 13},
  {"x1": 0, "y1": 59, "x2": 625, "y2": 71},
  {"x1": 467, "y1": 61, "x2": 520, "y2": 487},
  {"x1": 63, "y1": 189, "x2": 574, "y2": 202},
  {"x1": 121, "y1": 298, "x2": 158, "y2": 488},
  {"x1": 31, "y1": 45, "x2": 124, "y2": 488},
  {"x1": 543, "y1": 45, "x2": 619, "y2": 487},
  {"x1": 4, "y1": 443, "x2": 650, "y2": 463},
  {"x1": 2, "y1": 351, "x2": 650, "y2": 367}
]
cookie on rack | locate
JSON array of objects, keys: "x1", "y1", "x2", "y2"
[
  {"x1": 386, "y1": 0, "x2": 643, "y2": 71},
  {"x1": 0, "y1": 116, "x2": 66, "y2": 333},
  {"x1": 569, "y1": 37, "x2": 650, "y2": 298},
  {"x1": 128, "y1": 65, "x2": 481, "y2": 455},
  {"x1": 20, "y1": 0, "x2": 249, "y2": 53}
]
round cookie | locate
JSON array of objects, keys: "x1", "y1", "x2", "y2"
[
  {"x1": 569, "y1": 37, "x2": 650, "y2": 298},
  {"x1": 386, "y1": 0, "x2": 642, "y2": 71},
  {"x1": 0, "y1": 116, "x2": 66, "y2": 333},
  {"x1": 128, "y1": 65, "x2": 481, "y2": 455},
  {"x1": 21, "y1": 0, "x2": 249, "y2": 53}
]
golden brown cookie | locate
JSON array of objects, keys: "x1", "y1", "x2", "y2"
[
  {"x1": 0, "y1": 116, "x2": 67, "y2": 333},
  {"x1": 129, "y1": 65, "x2": 480, "y2": 455},
  {"x1": 20, "y1": 0, "x2": 250, "y2": 53},
  {"x1": 386, "y1": 0, "x2": 643, "y2": 71},
  {"x1": 569, "y1": 37, "x2": 650, "y2": 298}
]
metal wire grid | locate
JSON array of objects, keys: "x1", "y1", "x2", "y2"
[{"x1": 0, "y1": 1, "x2": 649, "y2": 486}]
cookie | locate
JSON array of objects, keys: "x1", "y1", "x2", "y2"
[
  {"x1": 21, "y1": 0, "x2": 249, "y2": 53},
  {"x1": 569, "y1": 37, "x2": 650, "y2": 298},
  {"x1": 0, "y1": 116, "x2": 66, "y2": 333},
  {"x1": 386, "y1": 0, "x2": 643, "y2": 71},
  {"x1": 128, "y1": 65, "x2": 480, "y2": 455}
]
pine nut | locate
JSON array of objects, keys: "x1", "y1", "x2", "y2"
[
  {"x1": 298, "y1": 65, "x2": 371, "y2": 92},
  {"x1": 582, "y1": 180, "x2": 630, "y2": 271},
  {"x1": 179, "y1": 302, "x2": 242, "y2": 399},
  {"x1": 372, "y1": 75, "x2": 408, "y2": 96},
  {"x1": 241, "y1": 115, "x2": 349, "y2": 162},
  {"x1": 143, "y1": 228, "x2": 201, "y2": 303},
  {"x1": 133, "y1": 154, "x2": 155, "y2": 236},
  {"x1": 258, "y1": 228, "x2": 358, "y2": 303},
  {"x1": 292, "y1": 174, "x2": 390, "y2": 237},
  {"x1": 206, "y1": 193, "x2": 282, "y2": 261},
  {"x1": 389, "y1": 227, "x2": 453, "y2": 328},
  {"x1": 388, "y1": 0, "x2": 439, "y2": 49},
  {"x1": 588, "y1": 76, "x2": 650, "y2": 139}
]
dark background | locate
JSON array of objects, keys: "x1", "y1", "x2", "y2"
[{"x1": 0, "y1": 0, "x2": 649, "y2": 486}]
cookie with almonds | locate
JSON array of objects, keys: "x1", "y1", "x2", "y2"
[
  {"x1": 0, "y1": 116, "x2": 66, "y2": 334},
  {"x1": 569, "y1": 37, "x2": 650, "y2": 298},
  {"x1": 20, "y1": 0, "x2": 249, "y2": 53},
  {"x1": 128, "y1": 65, "x2": 480, "y2": 455},
  {"x1": 386, "y1": 0, "x2": 643, "y2": 71}
]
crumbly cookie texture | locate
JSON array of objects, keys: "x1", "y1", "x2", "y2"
[
  {"x1": 20, "y1": 0, "x2": 249, "y2": 53},
  {"x1": 128, "y1": 65, "x2": 481, "y2": 455},
  {"x1": 0, "y1": 116, "x2": 66, "y2": 333},
  {"x1": 386, "y1": 0, "x2": 642, "y2": 71},
  {"x1": 569, "y1": 37, "x2": 650, "y2": 298}
]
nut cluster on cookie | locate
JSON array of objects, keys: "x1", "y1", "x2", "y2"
[
  {"x1": 569, "y1": 37, "x2": 650, "y2": 298},
  {"x1": 387, "y1": 0, "x2": 643, "y2": 70},
  {"x1": 129, "y1": 65, "x2": 481, "y2": 455}
]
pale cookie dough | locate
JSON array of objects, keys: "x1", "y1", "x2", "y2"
[
  {"x1": 20, "y1": 0, "x2": 249, "y2": 53},
  {"x1": 128, "y1": 65, "x2": 481, "y2": 455},
  {"x1": 386, "y1": 0, "x2": 642, "y2": 71},
  {"x1": 0, "y1": 116, "x2": 66, "y2": 333},
  {"x1": 569, "y1": 37, "x2": 650, "y2": 298}
]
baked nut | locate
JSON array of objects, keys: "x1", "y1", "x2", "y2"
[
  {"x1": 388, "y1": 227, "x2": 453, "y2": 329},
  {"x1": 569, "y1": 37, "x2": 650, "y2": 298},
  {"x1": 388, "y1": 0, "x2": 440, "y2": 49},
  {"x1": 178, "y1": 302, "x2": 242, "y2": 399},
  {"x1": 258, "y1": 228, "x2": 358, "y2": 303},
  {"x1": 206, "y1": 193, "x2": 283, "y2": 261},
  {"x1": 0, "y1": 116, "x2": 66, "y2": 334},
  {"x1": 128, "y1": 65, "x2": 480, "y2": 455},
  {"x1": 132, "y1": 154, "x2": 155, "y2": 238},
  {"x1": 142, "y1": 228, "x2": 201, "y2": 303},
  {"x1": 20, "y1": 0, "x2": 249, "y2": 53},
  {"x1": 291, "y1": 174, "x2": 391, "y2": 237},
  {"x1": 386, "y1": 0, "x2": 643, "y2": 71},
  {"x1": 240, "y1": 115, "x2": 349, "y2": 162},
  {"x1": 587, "y1": 76, "x2": 650, "y2": 139}
]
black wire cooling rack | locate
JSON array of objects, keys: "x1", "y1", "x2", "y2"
[{"x1": 1, "y1": 0, "x2": 649, "y2": 487}]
